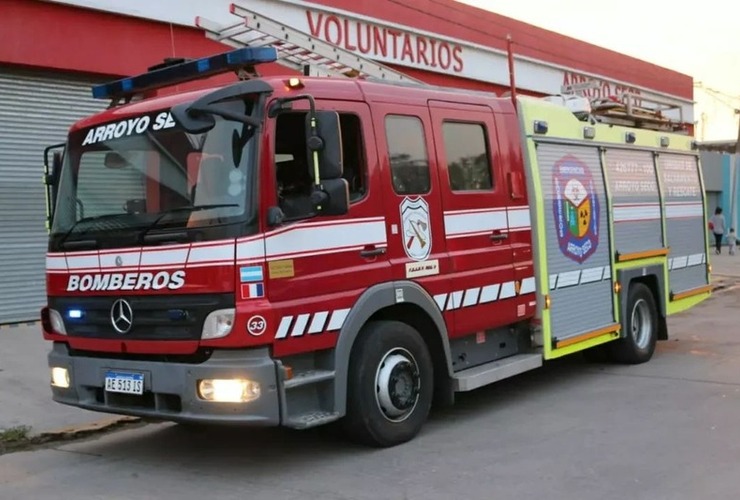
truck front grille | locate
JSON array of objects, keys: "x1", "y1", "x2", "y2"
[{"x1": 48, "y1": 293, "x2": 233, "y2": 341}]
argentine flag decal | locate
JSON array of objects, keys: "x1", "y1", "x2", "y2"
[{"x1": 240, "y1": 266, "x2": 264, "y2": 283}]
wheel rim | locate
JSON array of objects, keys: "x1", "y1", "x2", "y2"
[
  {"x1": 631, "y1": 298, "x2": 653, "y2": 350},
  {"x1": 374, "y1": 347, "x2": 421, "y2": 423}
]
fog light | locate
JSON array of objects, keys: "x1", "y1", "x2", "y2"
[
  {"x1": 51, "y1": 367, "x2": 70, "y2": 388},
  {"x1": 198, "y1": 379, "x2": 260, "y2": 403}
]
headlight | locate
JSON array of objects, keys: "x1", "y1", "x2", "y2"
[
  {"x1": 51, "y1": 367, "x2": 70, "y2": 388},
  {"x1": 201, "y1": 308, "x2": 235, "y2": 340},
  {"x1": 49, "y1": 309, "x2": 67, "y2": 335},
  {"x1": 197, "y1": 379, "x2": 261, "y2": 403}
]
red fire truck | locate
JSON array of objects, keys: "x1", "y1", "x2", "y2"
[{"x1": 40, "y1": 9, "x2": 711, "y2": 447}]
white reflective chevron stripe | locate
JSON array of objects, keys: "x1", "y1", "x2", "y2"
[
  {"x1": 307, "y1": 311, "x2": 329, "y2": 334},
  {"x1": 275, "y1": 316, "x2": 293, "y2": 340},
  {"x1": 290, "y1": 314, "x2": 311, "y2": 338},
  {"x1": 549, "y1": 266, "x2": 611, "y2": 290},
  {"x1": 669, "y1": 253, "x2": 706, "y2": 270},
  {"x1": 613, "y1": 203, "x2": 661, "y2": 222},
  {"x1": 462, "y1": 287, "x2": 480, "y2": 307},
  {"x1": 433, "y1": 277, "x2": 535, "y2": 311},
  {"x1": 479, "y1": 284, "x2": 500, "y2": 303},
  {"x1": 665, "y1": 202, "x2": 703, "y2": 219},
  {"x1": 519, "y1": 277, "x2": 536, "y2": 294},
  {"x1": 275, "y1": 308, "x2": 351, "y2": 339}
]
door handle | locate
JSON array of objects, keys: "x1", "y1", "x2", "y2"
[
  {"x1": 360, "y1": 246, "x2": 386, "y2": 258},
  {"x1": 490, "y1": 232, "x2": 509, "y2": 241}
]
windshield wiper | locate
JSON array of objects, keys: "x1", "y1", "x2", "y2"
[
  {"x1": 138, "y1": 204, "x2": 239, "y2": 243},
  {"x1": 56, "y1": 213, "x2": 128, "y2": 250}
]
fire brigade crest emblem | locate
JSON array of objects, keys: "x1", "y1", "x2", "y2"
[
  {"x1": 552, "y1": 155, "x2": 600, "y2": 264},
  {"x1": 400, "y1": 197, "x2": 432, "y2": 261}
]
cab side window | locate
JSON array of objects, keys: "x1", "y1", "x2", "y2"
[
  {"x1": 274, "y1": 111, "x2": 367, "y2": 219},
  {"x1": 385, "y1": 115, "x2": 430, "y2": 195},
  {"x1": 442, "y1": 121, "x2": 493, "y2": 192}
]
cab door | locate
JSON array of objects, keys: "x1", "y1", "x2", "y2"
[
  {"x1": 258, "y1": 99, "x2": 391, "y2": 355},
  {"x1": 372, "y1": 104, "x2": 453, "y2": 332},
  {"x1": 428, "y1": 101, "x2": 518, "y2": 338}
]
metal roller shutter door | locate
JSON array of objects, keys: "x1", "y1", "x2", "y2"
[{"x1": 0, "y1": 69, "x2": 108, "y2": 324}]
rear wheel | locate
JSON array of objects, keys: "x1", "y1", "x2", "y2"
[
  {"x1": 343, "y1": 320, "x2": 434, "y2": 447},
  {"x1": 609, "y1": 282, "x2": 658, "y2": 364}
]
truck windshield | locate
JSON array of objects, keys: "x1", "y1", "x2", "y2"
[{"x1": 49, "y1": 100, "x2": 258, "y2": 251}]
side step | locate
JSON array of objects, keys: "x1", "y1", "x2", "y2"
[
  {"x1": 284, "y1": 411, "x2": 341, "y2": 429},
  {"x1": 283, "y1": 369, "x2": 334, "y2": 390},
  {"x1": 452, "y1": 354, "x2": 543, "y2": 392}
]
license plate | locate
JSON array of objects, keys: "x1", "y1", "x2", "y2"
[{"x1": 104, "y1": 371, "x2": 144, "y2": 395}]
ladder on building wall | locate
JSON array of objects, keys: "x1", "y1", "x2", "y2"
[{"x1": 195, "y1": 3, "x2": 426, "y2": 85}]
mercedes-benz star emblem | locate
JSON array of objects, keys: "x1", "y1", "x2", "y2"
[
  {"x1": 115, "y1": 256, "x2": 123, "y2": 267},
  {"x1": 110, "y1": 299, "x2": 133, "y2": 334}
]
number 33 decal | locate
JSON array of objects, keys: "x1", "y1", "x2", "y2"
[{"x1": 247, "y1": 315, "x2": 267, "y2": 336}]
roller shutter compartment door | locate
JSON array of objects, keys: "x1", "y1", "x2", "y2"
[{"x1": 0, "y1": 69, "x2": 107, "y2": 324}]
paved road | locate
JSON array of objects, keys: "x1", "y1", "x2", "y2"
[{"x1": 2, "y1": 288, "x2": 740, "y2": 500}]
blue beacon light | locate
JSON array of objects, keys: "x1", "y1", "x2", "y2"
[
  {"x1": 67, "y1": 309, "x2": 83, "y2": 319},
  {"x1": 91, "y1": 46, "x2": 279, "y2": 100}
]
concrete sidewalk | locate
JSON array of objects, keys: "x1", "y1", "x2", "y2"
[
  {"x1": 0, "y1": 324, "x2": 120, "y2": 437},
  {"x1": 2, "y1": 253, "x2": 740, "y2": 438}
]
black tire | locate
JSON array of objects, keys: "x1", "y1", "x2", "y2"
[
  {"x1": 343, "y1": 320, "x2": 434, "y2": 448},
  {"x1": 609, "y1": 282, "x2": 658, "y2": 364}
]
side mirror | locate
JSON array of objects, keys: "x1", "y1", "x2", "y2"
[
  {"x1": 43, "y1": 144, "x2": 65, "y2": 230},
  {"x1": 306, "y1": 110, "x2": 343, "y2": 180},
  {"x1": 311, "y1": 178, "x2": 349, "y2": 216}
]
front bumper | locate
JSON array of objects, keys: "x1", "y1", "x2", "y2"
[{"x1": 48, "y1": 342, "x2": 281, "y2": 425}]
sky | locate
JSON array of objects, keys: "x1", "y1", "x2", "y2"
[{"x1": 456, "y1": 0, "x2": 740, "y2": 140}]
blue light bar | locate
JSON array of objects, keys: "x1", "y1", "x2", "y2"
[
  {"x1": 92, "y1": 47, "x2": 278, "y2": 100},
  {"x1": 67, "y1": 309, "x2": 83, "y2": 319}
]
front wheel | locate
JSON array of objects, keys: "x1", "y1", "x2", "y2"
[
  {"x1": 343, "y1": 320, "x2": 434, "y2": 447},
  {"x1": 609, "y1": 282, "x2": 658, "y2": 364}
]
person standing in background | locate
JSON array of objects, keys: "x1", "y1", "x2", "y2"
[{"x1": 710, "y1": 207, "x2": 726, "y2": 255}]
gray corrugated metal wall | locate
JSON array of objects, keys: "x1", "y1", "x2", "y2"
[{"x1": 0, "y1": 69, "x2": 107, "y2": 324}]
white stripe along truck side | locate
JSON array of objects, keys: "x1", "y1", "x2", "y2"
[
  {"x1": 613, "y1": 203, "x2": 661, "y2": 222},
  {"x1": 443, "y1": 206, "x2": 532, "y2": 239},
  {"x1": 49, "y1": 207, "x2": 534, "y2": 271},
  {"x1": 665, "y1": 202, "x2": 704, "y2": 219},
  {"x1": 47, "y1": 241, "x2": 236, "y2": 273},
  {"x1": 236, "y1": 217, "x2": 387, "y2": 263}
]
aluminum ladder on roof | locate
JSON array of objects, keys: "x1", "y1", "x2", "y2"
[
  {"x1": 196, "y1": 3, "x2": 426, "y2": 85},
  {"x1": 589, "y1": 93, "x2": 686, "y2": 132}
]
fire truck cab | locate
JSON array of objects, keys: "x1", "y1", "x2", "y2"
[{"x1": 41, "y1": 46, "x2": 711, "y2": 447}]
